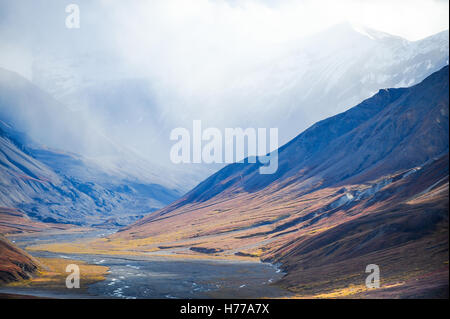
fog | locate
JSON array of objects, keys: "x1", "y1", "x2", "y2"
[{"x1": 0, "y1": 0, "x2": 448, "y2": 171}]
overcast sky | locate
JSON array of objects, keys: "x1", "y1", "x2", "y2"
[{"x1": 0, "y1": 0, "x2": 448, "y2": 79}]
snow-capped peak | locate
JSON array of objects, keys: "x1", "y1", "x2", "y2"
[{"x1": 350, "y1": 22, "x2": 406, "y2": 42}]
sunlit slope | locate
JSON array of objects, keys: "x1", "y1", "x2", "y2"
[
  {"x1": 28, "y1": 67, "x2": 448, "y2": 297},
  {"x1": 120, "y1": 66, "x2": 448, "y2": 238},
  {"x1": 105, "y1": 67, "x2": 449, "y2": 296}
]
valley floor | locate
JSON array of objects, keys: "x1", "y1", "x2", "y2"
[
  {"x1": 8, "y1": 220, "x2": 448, "y2": 299},
  {"x1": 0, "y1": 229, "x2": 291, "y2": 299}
]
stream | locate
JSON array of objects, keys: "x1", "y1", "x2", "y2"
[{"x1": 1, "y1": 230, "x2": 291, "y2": 299}]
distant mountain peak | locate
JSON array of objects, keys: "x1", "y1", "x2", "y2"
[
  {"x1": 321, "y1": 21, "x2": 400, "y2": 41},
  {"x1": 350, "y1": 23, "x2": 404, "y2": 41}
]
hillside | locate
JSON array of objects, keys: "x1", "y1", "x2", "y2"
[
  {"x1": 0, "y1": 235, "x2": 41, "y2": 284},
  {"x1": 109, "y1": 66, "x2": 449, "y2": 297},
  {"x1": 0, "y1": 118, "x2": 181, "y2": 225}
]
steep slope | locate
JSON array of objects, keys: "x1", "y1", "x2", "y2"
[
  {"x1": 124, "y1": 65, "x2": 448, "y2": 230},
  {"x1": 0, "y1": 66, "x2": 192, "y2": 225},
  {"x1": 57, "y1": 78, "x2": 216, "y2": 186},
  {"x1": 0, "y1": 67, "x2": 114, "y2": 157},
  {"x1": 0, "y1": 66, "x2": 190, "y2": 194},
  {"x1": 192, "y1": 24, "x2": 449, "y2": 146},
  {"x1": 267, "y1": 153, "x2": 448, "y2": 296},
  {"x1": 0, "y1": 120, "x2": 181, "y2": 225},
  {"x1": 110, "y1": 67, "x2": 448, "y2": 296},
  {"x1": 0, "y1": 235, "x2": 41, "y2": 284},
  {"x1": 0, "y1": 207, "x2": 71, "y2": 235}
]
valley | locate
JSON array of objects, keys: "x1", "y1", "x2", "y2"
[
  {"x1": 0, "y1": 229, "x2": 290, "y2": 299},
  {"x1": 10, "y1": 66, "x2": 448, "y2": 299},
  {"x1": 0, "y1": 12, "x2": 448, "y2": 300}
]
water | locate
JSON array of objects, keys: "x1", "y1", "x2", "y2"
[{"x1": 2, "y1": 230, "x2": 291, "y2": 299}]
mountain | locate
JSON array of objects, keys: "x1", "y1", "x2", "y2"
[
  {"x1": 0, "y1": 67, "x2": 199, "y2": 190},
  {"x1": 58, "y1": 77, "x2": 216, "y2": 183},
  {"x1": 182, "y1": 24, "x2": 449, "y2": 148},
  {"x1": 127, "y1": 65, "x2": 449, "y2": 221},
  {"x1": 268, "y1": 153, "x2": 448, "y2": 297},
  {"x1": 30, "y1": 24, "x2": 449, "y2": 165},
  {"x1": 0, "y1": 118, "x2": 182, "y2": 225},
  {"x1": 0, "y1": 207, "x2": 70, "y2": 234},
  {"x1": 4, "y1": 25, "x2": 445, "y2": 195},
  {"x1": 0, "y1": 66, "x2": 115, "y2": 157},
  {"x1": 113, "y1": 66, "x2": 449, "y2": 297},
  {"x1": 0, "y1": 66, "x2": 205, "y2": 225},
  {"x1": 243, "y1": 24, "x2": 449, "y2": 144},
  {"x1": 0, "y1": 67, "x2": 214, "y2": 191}
]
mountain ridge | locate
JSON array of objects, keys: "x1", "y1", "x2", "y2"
[
  {"x1": 127, "y1": 65, "x2": 448, "y2": 227},
  {"x1": 0, "y1": 119, "x2": 181, "y2": 225},
  {"x1": 108, "y1": 66, "x2": 448, "y2": 297}
]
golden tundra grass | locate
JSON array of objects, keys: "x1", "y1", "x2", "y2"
[
  {"x1": 7, "y1": 257, "x2": 108, "y2": 291},
  {"x1": 27, "y1": 240, "x2": 258, "y2": 262},
  {"x1": 281, "y1": 282, "x2": 405, "y2": 299}
]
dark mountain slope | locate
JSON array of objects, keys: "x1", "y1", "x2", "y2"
[
  {"x1": 128, "y1": 66, "x2": 448, "y2": 229},
  {"x1": 267, "y1": 153, "x2": 448, "y2": 296},
  {"x1": 0, "y1": 67, "x2": 187, "y2": 225},
  {"x1": 0, "y1": 121, "x2": 180, "y2": 225},
  {"x1": 110, "y1": 67, "x2": 448, "y2": 297},
  {"x1": 0, "y1": 235, "x2": 41, "y2": 284}
]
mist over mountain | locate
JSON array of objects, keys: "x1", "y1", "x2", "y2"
[
  {"x1": 0, "y1": 118, "x2": 184, "y2": 225},
  {"x1": 0, "y1": 0, "x2": 448, "y2": 299},
  {"x1": 0, "y1": 24, "x2": 447, "y2": 227},
  {"x1": 0, "y1": 67, "x2": 207, "y2": 191},
  {"x1": 123, "y1": 65, "x2": 449, "y2": 230},
  {"x1": 1, "y1": 2, "x2": 447, "y2": 180},
  {"x1": 0, "y1": 70, "x2": 192, "y2": 225},
  {"x1": 27, "y1": 24, "x2": 448, "y2": 172}
]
